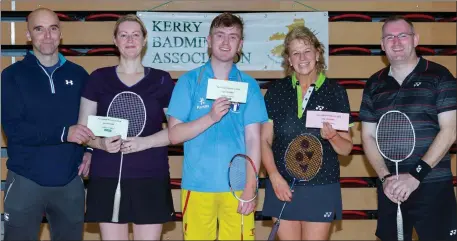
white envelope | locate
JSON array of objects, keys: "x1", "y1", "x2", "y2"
[
  {"x1": 206, "y1": 78, "x2": 248, "y2": 103},
  {"x1": 305, "y1": 111, "x2": 349, "y2": 131},
  {"x1": 87, "y1": 115, "x2": 129, "y2": 139}
]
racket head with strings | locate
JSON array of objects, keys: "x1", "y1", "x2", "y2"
[
  {"x1": 107, "y1": 91, "x2": 147, "y2": 138},
  {"x1": 284, "y1": 133, "x2": 323, "y2": 182},
  {"x1": 376, "y1": 110, "x2": 415, "y2": 163},
  {"x1": 228, "y1": 154, "x2": 259, "y2": 203}
]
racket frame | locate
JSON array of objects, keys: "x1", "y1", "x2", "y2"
[{"x1": 228, "y1": 154, "x2": 259, "y2": 203}]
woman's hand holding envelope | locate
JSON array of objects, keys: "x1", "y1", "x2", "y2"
[
  {"x1": 121, "y1": 137, "x2": 148, "y2": 154},
  {"x1": 320, "y1": 122, "x2": 338, "y2": 140}
]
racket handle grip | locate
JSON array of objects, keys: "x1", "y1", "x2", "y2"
[
  {"x1": 397, "y1": 203, "x2": 404, "y2": 241},
  {"x1": 268, "y1": 222, "x2": 280, "y2": 240},
  {"x1": 111, "y1": 186, "x2": 121, "y2": 223}
]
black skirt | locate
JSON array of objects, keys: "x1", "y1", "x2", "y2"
[
  {"x1": 262, "y1": 180, "x2": 342, "y2": 222},
  {"x1": 85, "y1": 176, "x2": 175, "y2": 224}
]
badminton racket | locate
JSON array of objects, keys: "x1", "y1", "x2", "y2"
[
  {"x1": 376, "y1": 110, "x2": 415, "y2": 241},
  {"x1": 268, "y1": 133, "x2": 323, "y2": 240},
  {"x1": 107, "y1": 91, "x2": 146, "y2": 222},
  {"x1": 228, "y1": 154, "x2": 259, "y2": 240}
]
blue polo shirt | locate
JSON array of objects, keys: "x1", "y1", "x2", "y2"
[{"x1": 167, "y1": 61, "x2": 268, "y2": 192}]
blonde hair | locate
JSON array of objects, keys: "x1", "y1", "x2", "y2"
[
  {"x1": 113, "y1": 14, "x2": 147, "y2": 37},
  {"x1": 282, "y1": 26, "x2": 326, "y2": 76}
]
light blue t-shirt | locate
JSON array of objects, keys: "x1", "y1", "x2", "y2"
[{"x1": 167, "y1": 61, "x2": 268, "y2": 192}]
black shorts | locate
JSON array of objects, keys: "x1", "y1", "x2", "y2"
[
  {"x1": 85, "y1": 176, "x2": 175, "y2": 224},
  {"x1": 262, "y1": 180, "x2": 342, "y2": 222},
  {"x1": 376, "y1": 179, "x2": 457, "y2": 241}
]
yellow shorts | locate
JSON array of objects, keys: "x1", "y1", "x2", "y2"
[{"x1": 181, "y1": 189, "x2": 255, "y2": 240}]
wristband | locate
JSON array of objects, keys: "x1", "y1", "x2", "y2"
[
  {"x1": 84, "y1": 146, "x2": 94, "y2": 154},
  {"x1": 380, "y1": 173, "x2": 393, "y2": 183},
  {"x1": 409, "y1": 159, "x2": 432, "y2": 182}
]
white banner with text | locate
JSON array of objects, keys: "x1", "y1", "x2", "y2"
[{"x1": 138, "y1": 12, "x2": 329, "y2": 71}]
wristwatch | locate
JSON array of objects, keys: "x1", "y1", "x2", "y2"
[{"x1": 380, "y1": 173, "x2": 393, "y2": 183}]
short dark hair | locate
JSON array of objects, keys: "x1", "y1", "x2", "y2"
[
  {"x1": 382, "y1": 15, "x2": 415, "y2": 33},
  {"x1": 209, "y1": 12, "x2": 244, "y2": 39}
]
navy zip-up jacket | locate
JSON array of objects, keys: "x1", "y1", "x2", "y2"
[{"x1": 1, "y1": 52, "x2": 89, "y2": 186}]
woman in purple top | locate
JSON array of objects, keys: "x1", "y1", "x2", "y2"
[{"x1": 77, "y1": 14, "x2": 175, "y2": 240}]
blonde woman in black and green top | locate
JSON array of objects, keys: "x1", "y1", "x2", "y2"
[{"x1": 261, "y1": 26, "x2": 354, "y2": 240}]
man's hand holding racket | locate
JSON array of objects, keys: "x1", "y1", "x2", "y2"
[
  {"x1": 269, "y1": 172, "x2": 293, "y2": 202},
  {"x1": 385, "y1": 173, "x2": 419, "y2": 202},
  {"x1": 382, "y1": 174, "x2": 399, "y2": 203},
  {"x1": 238, "y1": 185, "x2": 257, "y2": 215},
  {"x1": 208, "y1": 97, "x2": 231, "y2": 123}
]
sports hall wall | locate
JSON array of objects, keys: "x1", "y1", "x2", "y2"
[{"x1": 1, "y1": 1, "x2": 456, "y2": 240}]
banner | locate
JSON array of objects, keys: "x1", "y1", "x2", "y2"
[{"x1": 138, "y1": 12, "x2": 329, "y2": 71}]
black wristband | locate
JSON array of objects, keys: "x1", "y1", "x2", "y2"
[
  {"x1": 84, "y1": 146, "x2": 94, "y2": 154},
  {"x1": 380, "y1": 173, "x2": 393, "y2": 183},
  {"x1": 409, "y1": 159, "x2": 432, "y2": 182}
]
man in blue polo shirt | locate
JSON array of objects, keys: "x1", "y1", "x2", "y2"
[
  {"x1": 1, "y1": 8, "x2": 94, "y2": 240},
  {"x1": 360, "y1": 15, "x2": 457, "y2": 240},
  {"x1": 167, "y1": 12, "x2": 268, "y2": 240}
]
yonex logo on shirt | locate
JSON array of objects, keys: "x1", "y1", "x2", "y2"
[
  {"x1": 413, "y1": 82, "x2": 421, "y2": 87},
  {"x1": 65, "y1": 80, "x2": 73, "y2": 85},
  {"x1": 450, "y1": 229, "x2": 456, "y2": 236},
  {"x1": 316, "y1": 105, "x2": 325, "y2": 110}
]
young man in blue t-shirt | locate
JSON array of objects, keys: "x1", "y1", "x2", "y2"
[{"x1": 167, "y1": 12, "x2": 268, "y2": 240}]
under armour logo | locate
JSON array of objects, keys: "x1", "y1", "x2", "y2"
[
  {"x1": 4, "y1": 213, "x2": 9, "y2": 221},
  {"x1": 416, "y1": 165, "x2": 422, "y2": 173},
  {"x1": 323, "y1": 212, "x2": 332, "y2": 218},
  {"x1": 316, "y1": 105, "x2": 324, "y2": 111},
  {"x1": 413, "y1": 82, "x2": 421, "y2": 87},
  {"x1": 199, "y1": 98, "x2": 205, "y2": 105},
  {"x1": 450, "y1": 229, "x2": 457, "y2": 236},
  {"x1": 65, "y1": 80, "x2": 73, "y2": 85}
]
